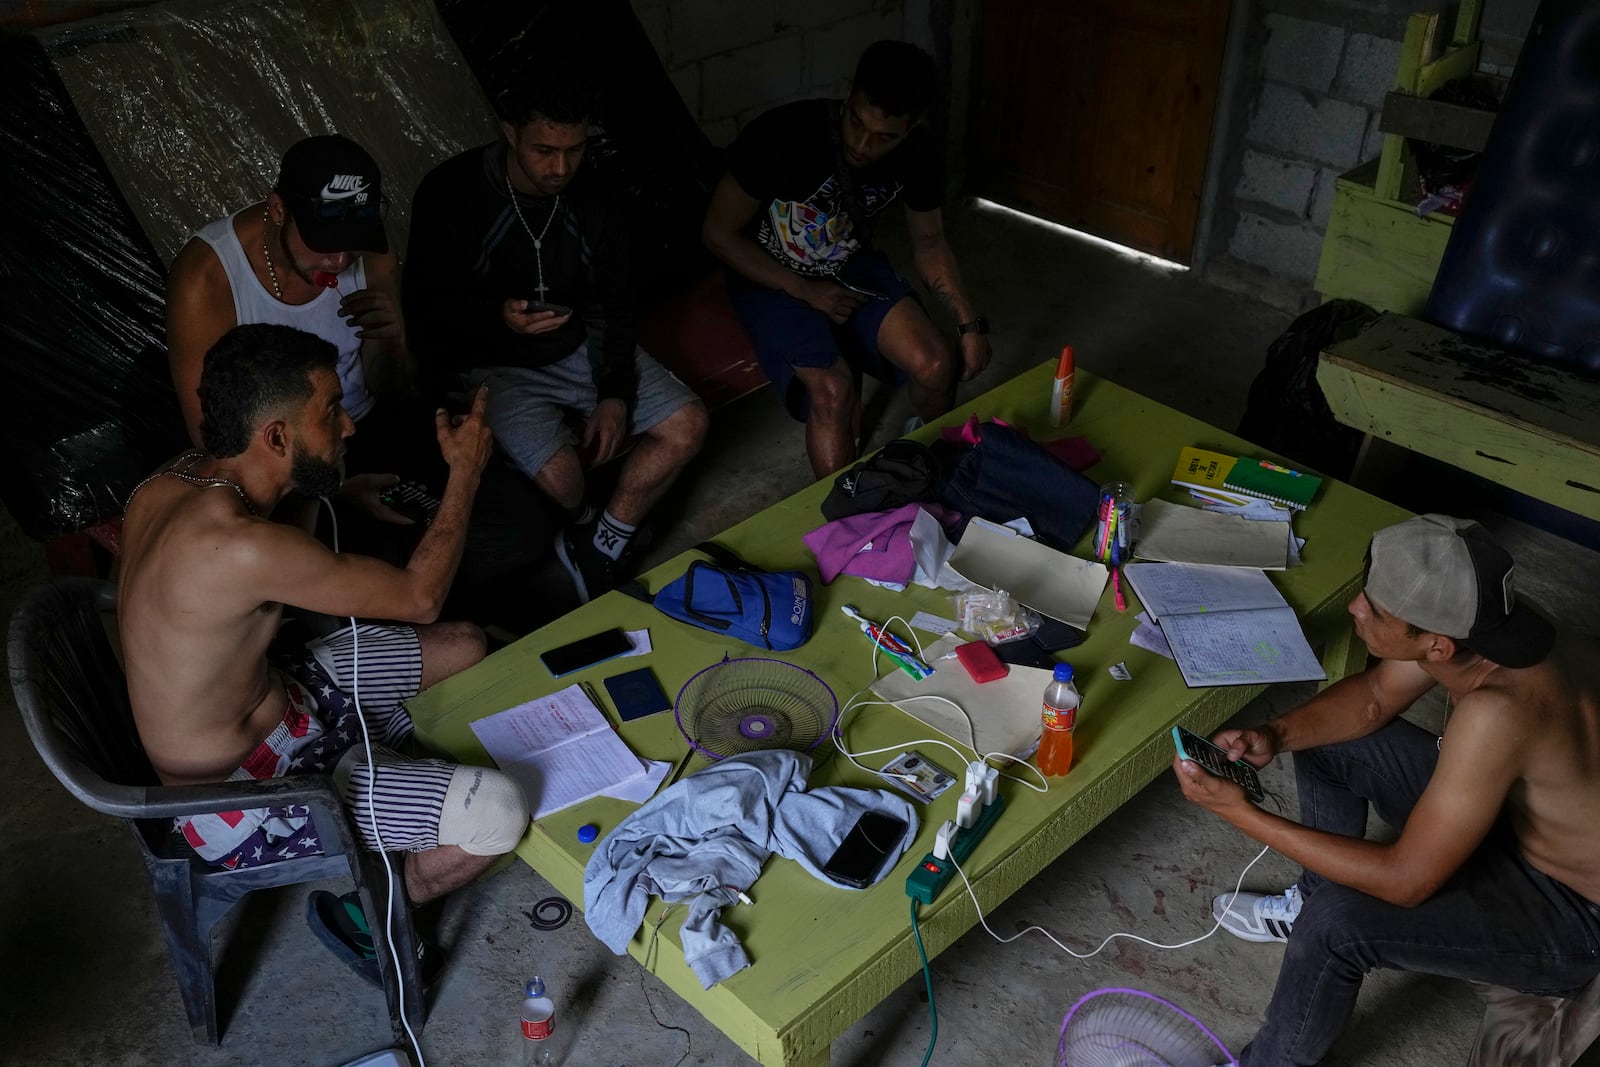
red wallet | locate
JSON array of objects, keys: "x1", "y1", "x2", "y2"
[{"x1": 954, "y1": 640, "x2": 1008, "y2": 683}]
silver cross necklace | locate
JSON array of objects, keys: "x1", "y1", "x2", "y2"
[{"x1": 505, "y1": 164, "x2": 561, "y2": 303}]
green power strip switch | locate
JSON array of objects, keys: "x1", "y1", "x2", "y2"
[{"x1": 904, "y1": 794, "x2": 1007, "y2": 905}]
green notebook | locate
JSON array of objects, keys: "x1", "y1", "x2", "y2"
[{"x1": 1223, "y1": 458, "x2": 1322, "y2": 510}]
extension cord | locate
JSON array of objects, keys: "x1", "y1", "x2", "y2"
[{"x1": 905, "y1": 794, "x2": 1006, "y2": 906}]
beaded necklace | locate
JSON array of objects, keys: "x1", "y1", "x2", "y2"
[
  {"x1": 505, "y1": 164, "x2": 561, "y2": 303},
  {"x1": 127, "y1": 452, "x2": 257, "y2": 516}
]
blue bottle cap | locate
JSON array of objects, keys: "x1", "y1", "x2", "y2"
[
  {"x1": 1053, "y1": 662, "x2": 1075, "y2": 682},
  {"x1": 526, "y1": 977, "x2": 545, "y2": 997},
  {"x1": 577, "y1": 823, "x2": 599, "y2": 844}
]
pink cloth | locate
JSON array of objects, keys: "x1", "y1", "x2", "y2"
[
  {"x1": 940, "y1": 415, "x2": 1100, "y2": 470},
  {"x1": 804, "y1": 504, "x2": 953, "y2": 586}
]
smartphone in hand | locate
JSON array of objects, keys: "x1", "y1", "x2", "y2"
[
  {"x1": 525, "y1": 300, "x2": 573, "y2": 317},
  {"x1": 837, "y1": 279, "x2": 885, "y2": 299},
  {"x1": 1173, "y1": 726, "x2": 1265, "y2": 802},
  {"x1": 378, "y1": 480, "x2": 440, "y2": 526}
]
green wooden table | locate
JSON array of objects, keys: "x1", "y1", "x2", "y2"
[{"x1": 406, "y1": 362, "x2": 1407, "y2": 1066}]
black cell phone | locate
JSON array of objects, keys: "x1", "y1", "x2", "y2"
[
  {"x1": 1172, "y1": 726, "x2": 1265, "y2": 802},
  {"x1": 526, "y1": 300, "x2": 573, "y2": 317},
  {"x1": 539, "y1": 628, "x2": 632, "y2": 677},
  {"x1": 378, "y1": 479, "x2": 440, "y2": 526},
  {"x1": 821, "y1": 811, "x2": 909, "y2": 888}
]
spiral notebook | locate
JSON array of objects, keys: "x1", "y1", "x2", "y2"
[{"x1": 1170, "y1": 446, "x2": 1321, "y2": 510}]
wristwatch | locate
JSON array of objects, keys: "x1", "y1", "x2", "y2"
[{"x1": 956, "y1": 316, "x2": 990, "y2": 337}]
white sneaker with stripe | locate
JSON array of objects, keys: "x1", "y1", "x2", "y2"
[{"x1": 1213, "y1": 884, "x2": 1302, "y2": 943}]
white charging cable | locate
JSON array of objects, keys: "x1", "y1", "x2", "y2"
[
  {"x1": 948, "y1": 842, "x2": 1275, "y2": 957},
  {"x1": 324, "y1": 498, "x2": 426, "y2": 1067},
  {"x1": 830, "y1": 614, "x2": 1049, "y2": 796}
]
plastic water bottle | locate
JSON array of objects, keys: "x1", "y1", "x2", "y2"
[
  {"x1": 521, "y1": 976, "x2": 556, "y2": 1064},
  {"x1": 1039, "y1": 663, "x2": 1080, "y2": 776}
]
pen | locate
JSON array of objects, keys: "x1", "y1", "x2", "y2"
[
  {"x1": 1259, "y1": 460, "x2": 1301, "y2": 477},
  {"x1": 662, "y1": 746, "x2": 697, "y2": 792},
  {"x1": 580, "y1": 681, "x2": 611, "y2": 722}
]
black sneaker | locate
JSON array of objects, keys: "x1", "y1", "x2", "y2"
[
  {"x1": 307, "y1": 890, "x2": 443, "y2": 989},
  {"x1": 554, "y1": 523, "x2": 623, "y2": 604}
]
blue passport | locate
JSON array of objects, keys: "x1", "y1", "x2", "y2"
[{"x1": 603, "y1": 667, "x2": 672, "y2": 722}]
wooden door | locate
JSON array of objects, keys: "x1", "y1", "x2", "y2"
[{"x1": 972, "y1": 0, "x2": 1233, "y2": 263}]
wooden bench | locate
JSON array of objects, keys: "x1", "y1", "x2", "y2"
[{"x1": 1317, "y1": 312, "x2": 1600, "y2": 523}]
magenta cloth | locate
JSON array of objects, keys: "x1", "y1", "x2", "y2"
[
  {"x1": 804, "y1": 504, "x2": 953, "y2": 585},
  {"x1": 939, "y1": 415, "x2": 1099, "y2": 470}
]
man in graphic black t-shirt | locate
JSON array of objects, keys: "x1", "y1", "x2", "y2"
[{"x1": 704, "y1": 40, "x2": 991, "y2": 478}]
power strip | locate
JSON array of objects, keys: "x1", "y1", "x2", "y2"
[{"x1": 904, "y1": 794, "x2": 1007, "y2": 905}]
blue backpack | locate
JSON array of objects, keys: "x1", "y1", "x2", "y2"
[{"x1": 623, "y1": 543, "x2": 814, "y2": 652}]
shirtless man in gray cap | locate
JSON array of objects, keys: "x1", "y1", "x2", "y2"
[{"x1": 1175, "y1": 514, "x2": 1600, "y2": 1065}]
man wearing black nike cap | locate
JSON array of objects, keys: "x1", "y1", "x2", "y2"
[
  {"x1": 1175, "y1": 514, "x2": 1600, "y2": 1065},
  {"x1": 166, "y1": 135, "x2": 556, "y2": 606},
  {"x1": 167, "y1": 134, "x2": 417, "y2": 484}
]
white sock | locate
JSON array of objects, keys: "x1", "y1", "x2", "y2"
[{"x1": 592, "y1": 510, "x2": 636, "y2": 561}]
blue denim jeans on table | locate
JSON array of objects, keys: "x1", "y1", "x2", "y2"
[{"x1": 1241, "y1": 718, "x2": 1600, "y2": 1066}]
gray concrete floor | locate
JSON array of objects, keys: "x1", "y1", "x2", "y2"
[{"x1": 5, "y1": 200, "x2": 1600, "y2": 1067}]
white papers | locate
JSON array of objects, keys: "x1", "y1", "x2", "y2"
[
  {"x1": 600, "y1": 759, "x2": 672, "y2": 803},
  {"x1": 624, "y1": 629, "x2": 652, "y2": 656},
  {"x1": 909, "y1": 611, "x2": 960, "y2": 635},
  {"x1": 870, "y1": 633, "x2": 1051, "y2": 758},
  {"x1": 1123, "y1": 563, "x2": 1326, "y2": 687},
  {"x1": 1135, "y1": 498, "x2": 1291, "y2": 570},
  {"x1": 471, "y1": 684, "x2": 647, "y2": 819},
  {"x1": 909, "y1": 508, "x2": 979, "y2": 591},
  {"x1": 947, "y1": 518, "x2": 1109, "y2": 630},
  {"x1": 1131, "y1": 611, "x2": 1175, "y2": 659}
]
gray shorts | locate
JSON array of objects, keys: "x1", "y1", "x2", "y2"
[{"x1": 464, "y1": 344, "x2": 698, "y2": 479}]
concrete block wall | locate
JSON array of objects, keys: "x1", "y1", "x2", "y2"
[
  {"x1": 631, "y1": 0, "x2": 904, "y2": 147},
  {"x1": 1205, "y1": 0, "x2": 1537, "y2": 311},
  {"x1": 1215, "y1": 5, "x2": 1405, "y2": 301}
]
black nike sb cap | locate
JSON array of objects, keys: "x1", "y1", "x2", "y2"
[{"x1": 275, "y1": 135, "x2": 388, "y2": 254}]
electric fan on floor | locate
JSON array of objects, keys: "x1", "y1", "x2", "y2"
[
  {"x1": 1057, "y1": 988, "x2": 1237, "y2": 1067},
  {"x1": 673, "y1": 656, "x2": 839, "y2": 760}
]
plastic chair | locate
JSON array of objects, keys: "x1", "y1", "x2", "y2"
[
  {"x1": 7, "y1": 577, "x2": 426, "y2": 1045},
  {"x1": 1469, "y1": 974, "x2": 1600, "y2": 1067}
]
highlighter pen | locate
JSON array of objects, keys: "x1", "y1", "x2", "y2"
[{"x1": 1259, "y1": 460, "x2": 1301, "y2": 477}]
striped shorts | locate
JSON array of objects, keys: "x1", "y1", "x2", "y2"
[{"x1": 179, "y1": 624, "x2": 456, "y2": 870}]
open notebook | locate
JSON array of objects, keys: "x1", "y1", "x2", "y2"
[{"x1": 1124, "y1": 562, "x2": 1326, "y2": 687}]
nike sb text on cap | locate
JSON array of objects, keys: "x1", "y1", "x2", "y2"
[
  {"x1": 275, "y1": 135, "x2": 388, "y2": 254},
  {"x1": 1365, "y1": 514, "x2": 1554, "y2": 668}
]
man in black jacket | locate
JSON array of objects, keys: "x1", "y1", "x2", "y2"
[{"x1": 405, "y1": 75, "x2": 707, "y2": 603}]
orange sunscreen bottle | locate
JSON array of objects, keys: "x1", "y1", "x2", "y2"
[{"x1": 1050, "y1": 345, "x2": 1075, "y2": 426}]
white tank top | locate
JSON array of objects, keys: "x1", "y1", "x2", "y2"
[{"x1": 194, "y1": 213, "x2": 376, "y2": 421}]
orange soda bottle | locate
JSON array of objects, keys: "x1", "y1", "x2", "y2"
[{"x1": 1039, "y1": 663, "x2": 1080, "y2": 776}]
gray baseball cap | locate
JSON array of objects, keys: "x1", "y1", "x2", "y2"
[{"x1": 1365, "y1": 514, "x2": 1553, "y2": 668}]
